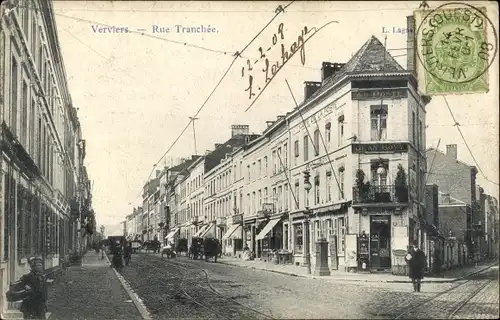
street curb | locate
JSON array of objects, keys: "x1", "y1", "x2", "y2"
[
  {"x1": 105, "y1": 253, "x2": 153, "y2": 320},
  {"x1": 217, "y1": 260, "x2": 498, "y2": 283}
]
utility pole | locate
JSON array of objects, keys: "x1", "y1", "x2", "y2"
[{"x1": 189, "y1": 116, "x2": 199, "y2": 155}]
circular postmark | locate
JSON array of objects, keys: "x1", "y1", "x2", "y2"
[{"x1": 416, "y1": 2, "x2": 498, "y2": 85}]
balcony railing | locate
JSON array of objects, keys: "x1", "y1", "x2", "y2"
[{"x1": 352, "y1": 184, "x2": 408, "y2": 205}]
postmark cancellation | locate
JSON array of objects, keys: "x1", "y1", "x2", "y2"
[{"x1": 414, "y1": 3, "x2": 498, "y2": 95}]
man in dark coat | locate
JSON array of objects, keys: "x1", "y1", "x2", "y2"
[
  {"x1": 20, "y1": 256, "x2": 48, "y2": 319},
  {"x1": 405, "y1": 241, "x2": 427, "y2": 292}
]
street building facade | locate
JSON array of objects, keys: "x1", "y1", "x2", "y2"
[
  {"x1": 0, "y1": 0, "x2": 95, "y2": 314},
  {"x1": 127, "y1": 34, "x2": 497, "y2": 279}
]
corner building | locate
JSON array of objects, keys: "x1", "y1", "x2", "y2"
[{"x1": 241, "y1": 36, "x2": 428, "y2": 274}]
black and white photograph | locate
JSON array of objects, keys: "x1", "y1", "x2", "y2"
[{"x1": 0, "y1": 0, "x2": 499, "y2": 319}]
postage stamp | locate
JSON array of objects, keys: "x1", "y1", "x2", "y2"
[{"x1": 415, "y1": 2, "x2": 498, "y2": 95}]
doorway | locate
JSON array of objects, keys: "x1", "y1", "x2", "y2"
[{"x1": 370, "y1": 215, "x2": 391, "y2": 271}]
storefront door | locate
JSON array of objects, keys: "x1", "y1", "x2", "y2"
[{"x1": 370, "y1": 215, "x2": 391, "y2": 270}]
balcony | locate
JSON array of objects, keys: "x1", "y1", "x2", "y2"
[{"x1": 352, "y1": 184, "x2": 408, "y2": 207}]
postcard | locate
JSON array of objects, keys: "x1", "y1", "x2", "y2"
[{"x1": 0, "y1": 1, "x2": 498, "y2": 319}]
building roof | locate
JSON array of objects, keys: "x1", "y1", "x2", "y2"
[
  {"x1": 255, "y1": 35, "x2": 411, "y2": 140},
  {"x1": 426, "y1": 147, "x2": 476, "y2": 169},
  {"x1": 438, "y1": 191, "x2": 467, "y2": 206},
  {"x1": 319, "y1": 35, "x2": 407, "y2": 90}
]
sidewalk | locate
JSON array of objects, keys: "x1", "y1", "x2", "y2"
[
  {"x1": 216, "y1": 256, "x2": 498, "y2": 283},
  {"x1": 47, "y1": 251, "x2": 146, "y2": 320}
]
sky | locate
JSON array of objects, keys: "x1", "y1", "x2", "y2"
[{"x1": 51, "y1": 1, "x2": 499, "y2": 236}]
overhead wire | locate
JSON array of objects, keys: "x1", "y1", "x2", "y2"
[
  {"x1": 443, "y1": 96, "x2": 499, "y2": 187},
  {"x1": 130, "y1": 1, "x2": 296, "y2": 201}
]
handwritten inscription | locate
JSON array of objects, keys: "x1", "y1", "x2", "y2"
[{"x1": 241, "y1": 23, "x2": 313, "y2": 100}]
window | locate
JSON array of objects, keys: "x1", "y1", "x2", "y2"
[
  {"x1": 284, "y1": 184, "x2": 289, "y2": 210},
  {"x1": 272, "y1": 187, "x2": 277, "y2": 205},
  {"x1": 272, "y1": 150, "x2": 277, "y2": 174},
  {"x1": 371, "y1": 160, "x2": 388, "y2": 186},
  {"x1": 326, "y1": 171, "x2": 332, "y2": 202},
  {"x1": 325, "y1": 122, "x2": 331, "y2": 144},
  {"x1": 338, "y1": 115, "x2": 344, "y2": 146},
  {"x1": 247, "y1": 165, "x2": 251, "y2": 181},
  {"x1": 21, "y1": 80, "x2": 28, "y2": 146},
  {"x1": 23, "y1": 3, "x2": 29, "y2": 37},
  {"x1": 30, "y1": 100, "x2": 36, "y2": 156},
  {"x1": 293, "y1": 224, "x2": 303, "y2": 253},
  {"x1": 412, "y1": 111, "x2": 416, "y2": 143},
  {"x1": 338, "y1": 167, "x2": 345, "y2": 199},
  {"x1": 252, "y1": 192, "x2": 256, "y2": 213},
  {"x1": 314, "y1": 175, "x2": 320, "y2": 205},
  {"x1": 258, "y1": 190, "x2": 262, "y2": 207},
  {"x1": 283, "y1": 143, "x2": 288, "y2": 169},
  {"x1": 327, "y1": 219, "x2": 334, "y2": 236},
  {"x1": 313, "y1": 129, "x2": 320, "y2": 156},
  {"x1": 264, "y1": 187, "x2": 268, "y2": 204},
  {"x1": 314, "y1": 220, "x2": 321, "y2": 242},
  {"x1": 277, "y1": 147, "x2": 282, "y2": 172},
  {"x1": 294, "y1": 180, "x2": 300, "y2": 209},
  {"x1": 258, "y1": 159, "x2": 262, "y2": 177},
  {"x1": 264, "y1": 156, "x2": 268, "y2": 175},
  {"x1": 252, "y1": 162, "x2": 256, "y2": 181},
  {"x1": 337, "y1": 217, "x2": 346, "y2": 253},
  {"x1": 31, "y1": 18, "x2": 36, "y2": 57},
  {"x1": 371, "y1": 105, "x2": 388, "y2": 141},
  {"x1": 303, "y1": 136, "x2": 309, "y2": 161},
  {"x1": 418, "y1": 120, "x2": 423, "y2": 149},
  {"x1": 10, "y1": 56, "x2": 19, "y2": 134},
  {"x1": 278, "y1": 186, "x2": 283, "y2": 212}
]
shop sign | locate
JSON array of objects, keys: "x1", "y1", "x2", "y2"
[
  {"x1": 351, "y1": 142, "x2": 408, "y2": 154},
  {"x1": 351, "y1": 88, "x2": 408, "y2": 100},
  {"x1": 232, "y1": 214, "x2": 243, "y2": 224}
]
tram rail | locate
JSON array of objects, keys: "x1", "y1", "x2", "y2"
[
  {"x1": 142, "y1": 255, "x2": 272, "y2": 320},
  {"x1": 393, "y1": 266, "x2": 496, "y2": 319}
]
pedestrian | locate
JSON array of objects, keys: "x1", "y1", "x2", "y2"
[
  {"x1": 19, "y1": 256, "x2": 48, "y2": 319},
  {"x1": 405, "y1": 241, "x2": 427, "y2": 292},
  {"x1": 124, "y1": 241, "x2": 133, "y2": 265}
]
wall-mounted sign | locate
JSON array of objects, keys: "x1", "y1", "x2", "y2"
[
  {"x1": 232, "y1": 214, "x2": 243, "y2": 224},
  {"x1": 351, "y1": 88, "x2": 408, "y2": 100},
  {"x1": 351, "y1": 143, "x2": 408, "y2": 154}
]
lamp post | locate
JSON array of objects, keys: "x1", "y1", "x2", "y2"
[{"x1": 303, "y1": 170, "x2": 312, "y2": 275}]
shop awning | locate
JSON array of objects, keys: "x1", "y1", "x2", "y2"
[
  {"x1": 255, "y1": 218, "x2": 281, "y2": 241},
  {"x1": 193, "y1": 224, "x2": 209, "y2": 237},
  {"x1": 201, "y1": 223, "x2": 216, "y2": 238},
  {"x1": 222, "y1": 224, "x2": 241, "y2": 240},
  {"x1": 164, "y1": 228, "x2": 180, "y2": 240},
  {"x1": 229, "y1": 226, "x2": 242, "y2": 239}
]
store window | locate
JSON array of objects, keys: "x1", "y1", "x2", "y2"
[{"x1": 293, "y1": 224, "x2": 303, "y2": 253}]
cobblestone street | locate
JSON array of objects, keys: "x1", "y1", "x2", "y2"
[{"x1": 114, "y1": 253, "x2": 499, "y2": 319}]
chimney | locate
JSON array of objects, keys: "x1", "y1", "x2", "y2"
[
  {"x1": 446, "y1": 144, "x2": 457, "y2": 159},
  {"x1": 304, "y1": 81, "x2": 321, "y2": 101},
  {"x1": 321, "y1": 62, "x2": 345, "y2": 82},
  {"x1": 406, "y1": 15, "x2": 416, "y2": 73},
  {"x1": 266, "y1": 121, "x2": 274, "y2": 128},
  {"x1": 231, "y1": 124, "x2": 250, "y2": 137}
]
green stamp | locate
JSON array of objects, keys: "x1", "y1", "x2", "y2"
[{"x1": 415, "y1": 3, "x2": 498, "y2": 95}]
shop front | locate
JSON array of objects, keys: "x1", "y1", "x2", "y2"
[
  {"x1": 255, "y1": 214, "x2": 284, "y2": 261},
  {"x1": 356, "y1": 207, "x2": 410, "y2": 274},
  {"x1": 221, "y1": 214, "x2": 243, "y2": 257},
  {"x1": 243, "y1": 216, "x2": 257, "y2": 254}
]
